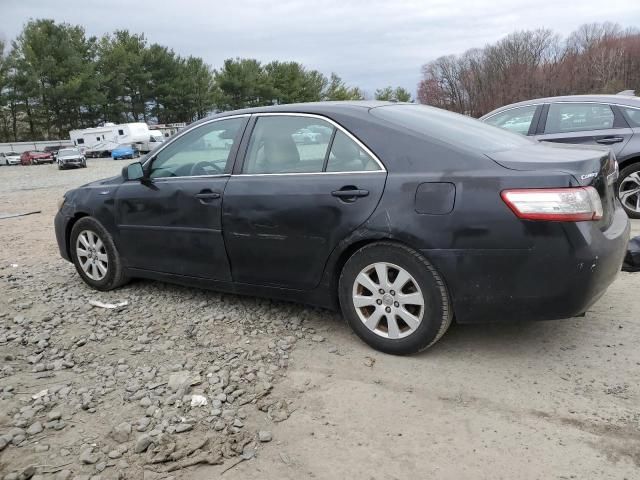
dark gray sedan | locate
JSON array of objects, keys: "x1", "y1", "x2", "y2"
[
  {"x1": 55, "y1": 102, "x2": 629, "y2": 355},
  {"x1": 481, "y1": 93, "x2": 640, "y2": 218}
]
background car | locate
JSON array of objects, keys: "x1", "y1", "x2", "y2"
[
  {"x1": 44, "y1": 145, "x2": 70, "y2": 161},
  {"x1": 55, "y1": 102, "x2": 629, "y2": 355},
  {"x1": 481, "y1": 93, "x2": 640, "y2": 218},
  {"x1": 0, "y1": 151, "x2": 21, "y2": 165},
  {"x1": 20, "y1": 150, "x2": 54, "y2": 165},
  {"x1": 111, "y1": 144, "x2": 139, "y2": 160},
  {"x1": 57, "y1": 147, "x2": 86, "y2": 169}
]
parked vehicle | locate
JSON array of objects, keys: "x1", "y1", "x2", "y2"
[
  {"x1": 85, "y1": 141, "x2": 120, "y2": 158},
  {"x1": 133, "y1": 134, "x2": 164, "y2": 153},
  {"x1": 70, "y1": 123, "x2": 165, "y2": 154},
  {"x1": 57, "y1": 148, "x2": 86, "y2": 170},
  {"x1": 55, "y1": 102, "x2": 630, "y2": 355},
  {"x1": 44, "y1": 145, "x2": 71, "y2": 161},
  {"x1": 111, "y1": 145, "x2": 139, "y2": 160},
  {"x1": 1, "y1": 152, "x2": 21, "y2": 165},
  {"x1": 481, "y1": 92, "x2": 640, "y2": 218},
  {"x1": 20, "y1": 151, "x2": 54, "y2": 165}
]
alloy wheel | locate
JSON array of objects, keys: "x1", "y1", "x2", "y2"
[
  {"x1": 352, "y1": 262, "x2": 424, "y2": 339},
  {"x1": 76, "y1": 230, "x2": 108, "y2": 281},
  {"x1": 619, "y1": 171, "x2": 640, "y2": 214}
]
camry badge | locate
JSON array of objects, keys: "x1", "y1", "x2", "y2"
[{"x1": 581, "y1": 172, "x2": 598, "y2": 180}]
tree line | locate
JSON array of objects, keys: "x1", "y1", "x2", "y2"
[
  {"x1": 418, "y1": 22, "x2": 640, "y2": 117},
  {"x1": 0, "y1": 19, "x2": 411, "y2": 142}
]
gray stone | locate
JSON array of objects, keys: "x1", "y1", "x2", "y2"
[
  {"x1": 47, "y1": 411, "x2": 62, "y2": 421},
  {"x1": 135, "y1": 434, "x2": 154, "y2": 453},
  {"x1": 79, "y1": 447, "x2": 99, "y2": 464},
  {"x1": 167, "y1": 371, "x2": 190, "y2": 392},
  {"x1": 27, "y1": 422, "x2": 43, "y2": 435},
  {"x1": 311, "y1": 334, "x2": 325, "y2": 342},
  {"x1": 111, "y1": 422, "x2": 131, "y2": 443},
  {"x1": 258, "y1": 430, "x2": 272, "y2": 442},
  {"x1": 175, "y1": 423, "x2": 192, "y2": 433},
  {"x1": 108, "y1": 450, "x2": 122, "y2": 459}
]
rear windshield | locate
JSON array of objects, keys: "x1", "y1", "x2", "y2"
[{"x1": 370, "y1": 104, "x2": 533, "y2": 153}]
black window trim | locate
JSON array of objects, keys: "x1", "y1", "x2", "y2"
[{"x1": 233, "y1": 112, "x2": 387, "y2": 176}]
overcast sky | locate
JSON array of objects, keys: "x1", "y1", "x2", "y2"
[{"x1": 1, "y1": 0, "x2": 639, "y2": 96}]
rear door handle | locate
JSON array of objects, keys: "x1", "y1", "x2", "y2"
[
  {"x1": 596, "y1": 137, "x2": 624, "y2": 144},
  {"x1": 331, "y1": 189, "x2": 369, "y2": 198}
]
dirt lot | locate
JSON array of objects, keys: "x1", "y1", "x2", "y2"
[{"x1": 1, "y1": 159, "x2": 639, "y2": 480}]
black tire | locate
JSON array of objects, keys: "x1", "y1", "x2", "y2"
[
  {"x1": 338, "y1": 242, "x2": 452, "y2": 355},
  {"x1": 618, "y1": 162, "x2": 640, "y2": 219},
  {"x1": 70, "y1": 217, "x2": 129, "y2": 291}
]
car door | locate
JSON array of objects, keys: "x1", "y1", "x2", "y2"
[
  {"x1": 114, "y1": 116, "x2": 248, "y2": 280},
  {"x1": 222, "y1": 113, "x2": 387, "y2": 290},
  {"x1": 535, "y1": 102, "x2": 633, "y2": 156}
]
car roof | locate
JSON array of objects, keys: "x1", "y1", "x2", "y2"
[
  {"x1": 203, "y1": 100, "x2": 399, "y2": 121},
  {"x1": 484, "y1": 94, "x2": 640, "y2": 117}
]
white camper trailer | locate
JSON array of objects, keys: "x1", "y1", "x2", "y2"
[{"x1": 69, "y1": 123, "x2": 164, "y2": 156}]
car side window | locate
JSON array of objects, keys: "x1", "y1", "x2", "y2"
[
  {"x1": 484, "y1": 105, "x2": 537, "y2": 135},
  {"x1": 545, "y1": 103, "x2": 614, "y2": 134},
  {"x1": 243, "y1": 116, "x2": 334, "y2": 174},
  {"x1": 149, "y1": 118, "x2": 244, "y2": 179},
  {"x1": 620, "y1": 106, "x2": 640, "y2": 127},
  {"x1": 326, "y1": 131, "x2": 381, "y2": 172}
]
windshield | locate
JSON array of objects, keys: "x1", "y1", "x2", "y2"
[
  {"x1": 370, "y1": 104, "x2": 533, "y2": 153},
  {"x1": 59, "y1": 148, "x2": 80, "y2": 156}
]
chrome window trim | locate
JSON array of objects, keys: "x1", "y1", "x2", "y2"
[
  {"x1": 483, "y1": 104, "x2": 540, "y2": 122},
  {"x1": 120, "y1": 174, "x2": 230, "y2": 185},
  {"x1": 239, "y1": 112, "x2": 387, "y2": 174},
  {"x1": 485, "y1": 101, "x2": 640, "y2": 122},
  {"x1": 234, "y1": 170, "x2": 386, "y2": 177},
  {"x1": 141, "y1": 114, "x2": 251, "y2": 172}
]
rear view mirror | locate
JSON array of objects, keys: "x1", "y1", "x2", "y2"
[{"x1": 122, "y1": 162, "x2": 144, "y2": 181}]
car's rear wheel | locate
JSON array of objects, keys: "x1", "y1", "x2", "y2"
[
  {"x1": 339, "y1": 242, "x2": 452, "y2": 355},
  {"x1": 70, "y1": 217, "x2": 129, "y2": 291},
  {"x1": 618, "y1": 162, "x2": 640, "y2": 219}
]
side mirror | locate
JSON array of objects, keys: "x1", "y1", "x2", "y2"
[{"x1": 122, "y1": 162, "x2": 144, "y2": 181}]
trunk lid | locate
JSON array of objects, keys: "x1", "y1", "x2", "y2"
[{"x1": 487, "y1": 142, "x2": 617, "y2": 227}]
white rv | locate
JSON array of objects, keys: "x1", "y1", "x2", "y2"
[{"x1": 69, "y1": 123, "x2": 164, "y2": 155}]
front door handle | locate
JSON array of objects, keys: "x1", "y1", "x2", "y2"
[
  {"x1": 596, "y1": 137, "x2": 624, "y2": 145},
  {"x1": 331, "y1": 188, "x2": 369, "y2": 199},
  {"x1": 195, "y1": 191, "x2": 221, "y2": 203}
]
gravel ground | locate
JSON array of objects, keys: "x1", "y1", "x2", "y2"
[{"x1": 0, "y1": 158, "x2": 639, "y2": 479}]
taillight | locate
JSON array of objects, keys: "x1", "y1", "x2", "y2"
[{"x1": 501, "y1": 187, "x2": 603, "y2": 222}]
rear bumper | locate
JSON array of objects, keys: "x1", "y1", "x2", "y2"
[{"x1": 426, "y1": 205, "x2": 630, "y2": 324}]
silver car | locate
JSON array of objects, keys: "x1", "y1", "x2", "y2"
[
  {"x1": 481, "y1": 92, "x2": 640, "y2": 218},
  {"x1": 57, "y1": 148, "x2": 87, "y2": 170}
]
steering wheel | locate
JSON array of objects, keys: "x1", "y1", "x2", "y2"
[{"x1": 190, "y1": 161, "x2": 223, "y2": 176}]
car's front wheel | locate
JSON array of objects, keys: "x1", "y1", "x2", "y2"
[
  {"x1": 70, "y1": 217, "x2": 129, "y2": 291},
  {"x1": 618, "y1": 162, "x2": 640, "y2": 219},
  {"x1": 339, "y1": 242, "x2": 452, "y2": 355}
]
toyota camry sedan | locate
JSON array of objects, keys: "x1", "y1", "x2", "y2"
[{"x1": 54, "y1": 102, "x2": 630, "y2": 355}]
